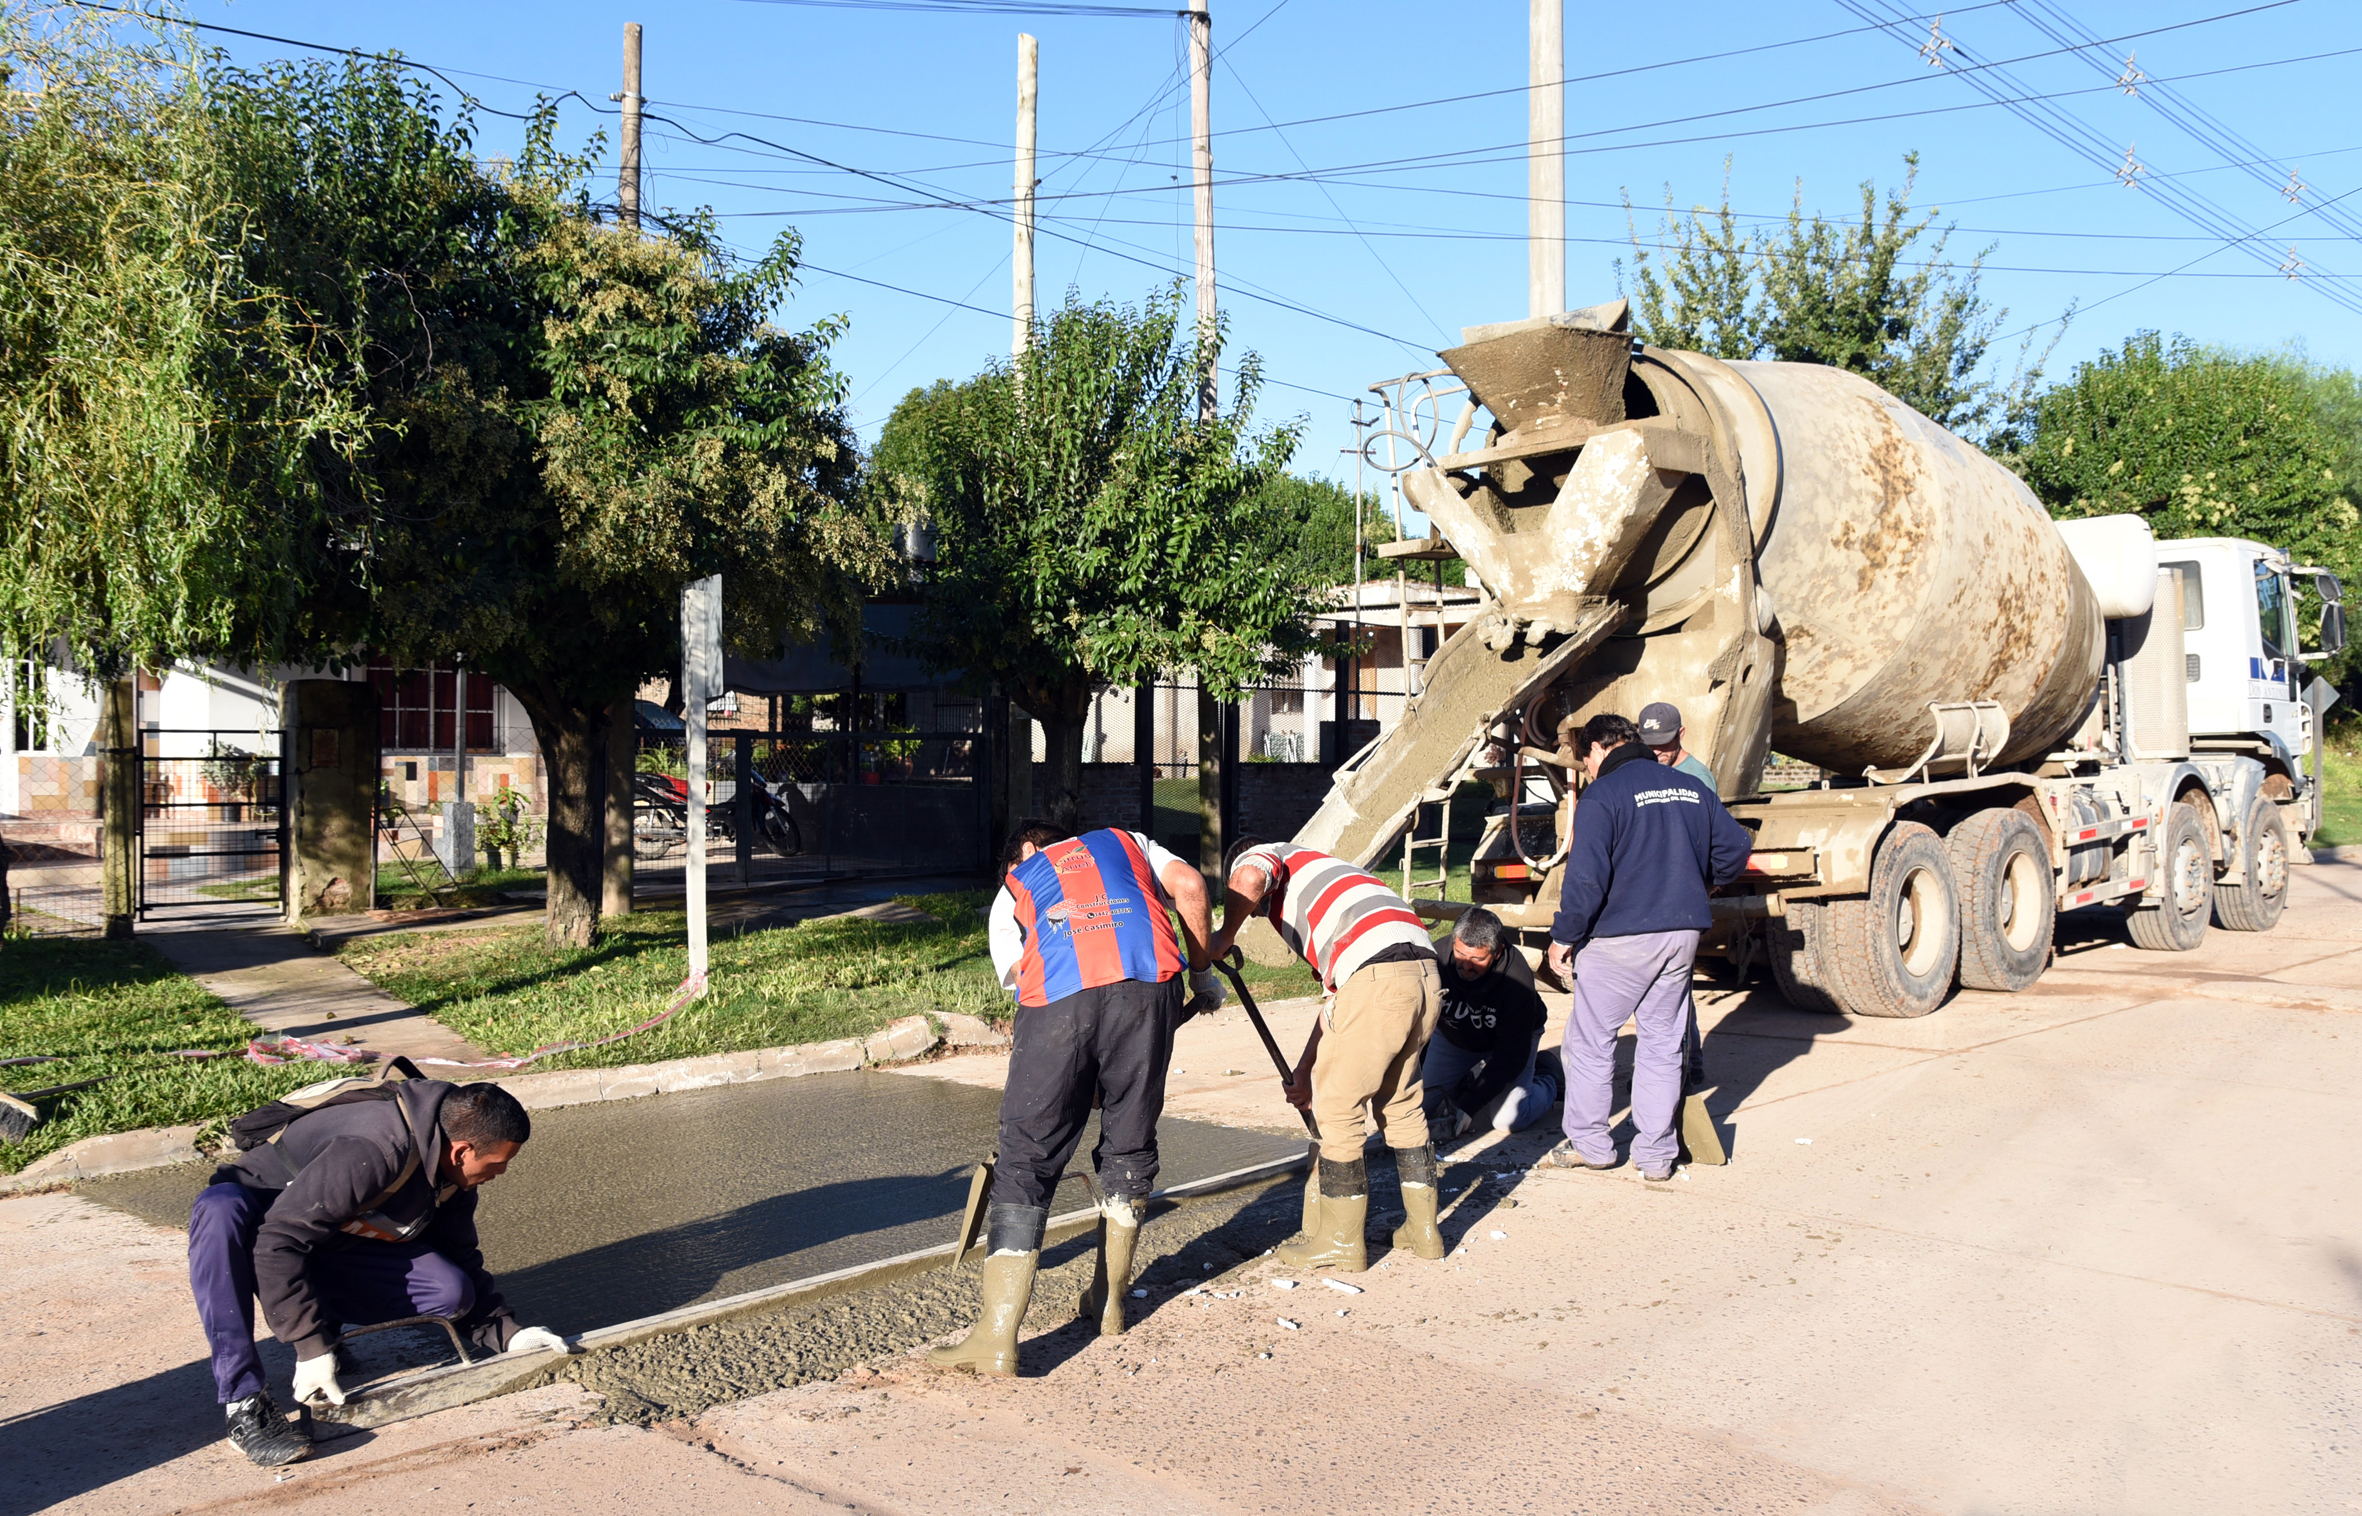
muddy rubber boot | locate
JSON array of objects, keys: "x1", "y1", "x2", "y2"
[
  {"x1": 224, "y1": 1391, "x2": 312, "y2": 1468},
  {"x1": 1276, "y1": 1156, "x2": 1368, "y2": 1273},
  {"x1": 1389, "y1": 1143, "x2": 1447, "y2": 1260},
  {"x1": 928, "y1": 1203, "x2": 1046, "y2": 1377},
  {"x1": 1076, "y1": 1193, "x2": 1147, "y2": 1336}
]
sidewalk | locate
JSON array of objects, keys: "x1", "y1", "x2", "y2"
[
  {"x1": 141, "y1": 918, "x2": 490, "y2": 1065},
  {"x1": 5, "y1": 860, "x2": 2357, "y2": 1514}
]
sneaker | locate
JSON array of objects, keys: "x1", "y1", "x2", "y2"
[
  {"x1": 1640, "y1": 1164, "x2": 1676, "y2": 1183},
  {"x1": 1542, "y1": 1140, "x2": 1615, "y2": 1171},
  {"x1": 225, "y1": 1392, "x2": 312, "y2": 1468}
]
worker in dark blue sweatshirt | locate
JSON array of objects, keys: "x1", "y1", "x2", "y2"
[{"x1": 1542, "y1": 712, "x2": 1752, "y2": 1181}]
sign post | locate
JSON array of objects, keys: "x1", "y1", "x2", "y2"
[{"x1": 682, "y1": 574, "x2": 723, "y2": 984}]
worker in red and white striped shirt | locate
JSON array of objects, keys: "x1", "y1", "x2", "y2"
[{"x1": 1210, "y1": 837, "x2": 1444, "y2": 1274}]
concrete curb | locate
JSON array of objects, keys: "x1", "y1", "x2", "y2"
[{"x1": 1, "y1": 1011, "x2": 1011, "y2": 1197}]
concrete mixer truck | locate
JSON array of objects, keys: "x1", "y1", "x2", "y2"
[{"x1": 1290, "y1": 297, "x2": 2347, "y2": 1019}]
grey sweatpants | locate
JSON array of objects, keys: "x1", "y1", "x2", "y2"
[{"x1": 1560, "y1": 929, "x2": 1700, "y2": 1171}]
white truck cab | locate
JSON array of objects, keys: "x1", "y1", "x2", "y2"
[{"x1": 2159, "y1": 536, "x2": 2345, "y2": 793}]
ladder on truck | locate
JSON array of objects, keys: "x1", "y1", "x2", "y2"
[{"x1": 1397, "y1": 786, "x2": 1453, "y2": 903}]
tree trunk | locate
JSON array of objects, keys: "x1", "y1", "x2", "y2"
[
  {"x1": 602, "y1": 697, "x2": 635, "y2": 917},
  {"x1": 517, "y1": 691, "x2": 604, "y2": 949},
  {"x1": 1028, "y1": 676, "x2": 1096, "y2": 834}
]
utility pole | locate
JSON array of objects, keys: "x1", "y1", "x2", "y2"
[
  {"x1": 1013, "y1": 33, "x2": 1038, "y2": 363},
  {"x1": 1528, "y1": 0, "x2": 1563, "y2": 318},
  {"x1": 604, "y1": 20, "x2": 644, "y2": 919},
  {"x1": 617, "y1": 22, "x2": 643, "y2": 230},
  {"x1": 1188, "y1": 6, "x2": 1217, "y2": 421},
  {"x1": 1188, "y1": 6, "x2": 1224, "y2": 886}
]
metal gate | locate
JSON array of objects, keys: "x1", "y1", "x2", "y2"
[{"x1": 138, "y1": 730, "x2": 285, "y2": 916}]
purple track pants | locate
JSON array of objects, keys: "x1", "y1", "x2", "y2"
[
  {"x1": 1560, "y1": 929, "x2": 1700, "y2": 1172},
  {"x1": 189, "y1": 1182, "x2": 476, "y2": 1403}
]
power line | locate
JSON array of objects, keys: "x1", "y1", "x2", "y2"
[{"x1": 731, "y1": 0, "x2": 1183, "y2": 16}]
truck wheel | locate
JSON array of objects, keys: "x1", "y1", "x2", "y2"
[
  {"x1": 2211, "y1": 796, "x2": 2288, "y2": 932},
  {"x1": 1767, "y1": 897, "x2": 1842, "y2": 1015},
  {"x1": 1826, "y1": 823, "x2": 1960, "y2": 1018},
  {"x1": 1949, "y1": 808, "x2": 2054, "y2": 993},
  {"x1": 2126, "y1": 801, "x2": 2212, "y2": 952}
]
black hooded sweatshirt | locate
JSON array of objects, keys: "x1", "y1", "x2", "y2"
[{"x1": 213, "y1": 1078, "x2": 516, "y2": 1358}]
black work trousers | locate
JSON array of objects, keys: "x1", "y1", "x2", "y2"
[{"x1": 990, "y1": 974, "x2": 1184, "y2": 1211}]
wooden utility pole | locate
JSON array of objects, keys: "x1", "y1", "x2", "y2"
[
  {"x1": 1528, "y1": 0, "x2": 1563, "y2": 318},
  {"x1": 1188, "y1": 6, "x2": 1226, "y2": 885},
  {"x1": 1013, "y1": 33, "x2": 1038, "y2": 362},
  {"x1": 618, "y1": 22, "x2": 644, "y2": 230}
]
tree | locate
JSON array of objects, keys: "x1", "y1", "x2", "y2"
[
  {"x1": 219, "y1": 65, "x2": 879, "y2": 947},
  {"x1": 1620, "y1": 155, "x2": 2054, "y2": 441},
  {"x1": 0, "y1": 9, "x2": 369, "y2": 682},
  {"x1": 873, "y1": 286, "x2": 1320, "y2": 829},
  {"x1": 2007, "y1": 332, "x2": 2361, "y2": 677}
]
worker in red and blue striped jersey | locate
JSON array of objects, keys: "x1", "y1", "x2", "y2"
[
  {"x1": 929, "y1": 820, "x2": 1220, "y2": 1378},
  {"x1": 1210, "y1": 836, "x2": 1445, "y2": 1275}
]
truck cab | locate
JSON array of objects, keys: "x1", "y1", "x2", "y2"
[{"x1": 2161, "y1": 536, "x2": 2345, "y2": 821}]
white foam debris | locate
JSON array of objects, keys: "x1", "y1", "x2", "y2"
[
  {"x1": 1795, "y1": 1137, "x2": 1813, "y2": 1145},
  {"x1": 1277, "y1": 1318, "x2": 1299, "y2": 1330},
  {"x1": 1322, "y1": 1279, "x2": 1362, "y2": 1295},
  {"x1": 1488, "y1": 1229, "x2": 1508, "y2": 1240},
  {"x1": 1271, "y1": 1279, "x2": 1298, "y2": 1290}
]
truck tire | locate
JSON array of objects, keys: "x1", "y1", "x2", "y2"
[
  {"x1": 1826, "y1": 823, "x2": 1960, "y2": 1018},
  {"x1": 2127, "y1": 801, "x2": 2212, "y2": 952},
  {"x1": 1948, "y1": 808, "x2": 2054, "y2": 993},
  {"x1": 1767, "y1": 897, "x2": 1842, "y2": 1015},
  {"x1": 2212, "y1": 796, "x2": 2288, "y2": 932}
]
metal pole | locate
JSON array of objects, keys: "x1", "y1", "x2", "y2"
[
  {"x1": 682, "y1": 574, "x2": 721, "y2": 984},
  {"x1": 1528, "y1": 0, "x2": 1563, "y2": 318},
  {"x1": 1013, "y1": 33, "x2": 1037, "y2": 363},
  {"x1": 618, "y1": 22, "x2": 643, "y2": 231},
  {"x1": 1188, "y1": 6, "x2": 1217, "y2": 422}
]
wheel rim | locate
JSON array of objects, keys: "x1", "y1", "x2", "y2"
[
  {"x1": 2171, "y1": 836, "x2": 2209, "y2": 915},
  {"x1": 2254, "y1": 827, "x2": 2288, "y2": 898},
  {"x1": 1897, "y1": 865, "x2": 1947, "y2": 978},
  {"x1": 2000, "y1": 849, "x2": 2045, "y2": 952}
]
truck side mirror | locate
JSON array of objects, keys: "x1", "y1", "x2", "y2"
[
  {"x1": 2313, "y1": 602, "x2": 2348, "y2": 658},
  {"x1": 2316, "y1": 570, "x2": 2345, "y2": 607}
]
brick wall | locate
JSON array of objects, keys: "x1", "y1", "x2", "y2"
[
  {"x1": 1032, "y1": 763, "x2": 1148, "y2": 833},
  {"x1": 1238, "y1": 763, "x2": 1334, "y2": 843}
]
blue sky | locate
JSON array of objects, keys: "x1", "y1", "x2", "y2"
[{"x1": 178, "y1": 0, "x2": 2362, "y2": 480}]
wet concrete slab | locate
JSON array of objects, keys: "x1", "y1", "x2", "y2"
[{"x1": 75, "y1": 1070, "x2": 1299, "y2": 1335}]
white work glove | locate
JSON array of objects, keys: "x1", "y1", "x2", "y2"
[
  {"x1": 505, "y1": 1325, "x2": 576, "y2": 1356},
  {"x1": 1184, "y1": 966, "x2": 1227, "y2": 1018},
  {"x1": 292, "y1": 1351, "x2": 345, "y2": 1407}
]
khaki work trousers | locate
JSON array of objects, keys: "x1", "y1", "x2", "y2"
[{"x1": 1310, "y1": 957, "x2": 1442, "y2": 1163}]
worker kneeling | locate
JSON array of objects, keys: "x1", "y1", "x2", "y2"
[
  {"x1": 931, "y1": 821, "x2": 1219, "y2": 1378},
  {"x1": 1213, "y1": 838, "x2": 1443, "y2": 1273},
  {"x1": 1424, "y1": 907, "x2": 1562, "y2": 1139},
  {"x1": 189, "y1": 1072, "x2": 570, "y2": 1467}
]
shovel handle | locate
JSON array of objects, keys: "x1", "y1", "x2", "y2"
[{"x1": 1213, "y1": 949, "x2": 1319, "y2": 1139}]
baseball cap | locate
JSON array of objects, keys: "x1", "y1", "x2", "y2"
[{"x1": 1636, "y1": 702, "x2": 1682, "y2": 746}]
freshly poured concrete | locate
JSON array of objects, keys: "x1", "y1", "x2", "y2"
[{"x1": 78, "y1": 1070, "x2": 1300, "y2": 1334}]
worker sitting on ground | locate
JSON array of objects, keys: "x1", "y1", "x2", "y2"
[
  {"x1": 1636, "y1": 700, "x2": 1717, "y2": 789},
  {"x1": 1544, "y1": 712, "x2": 1752, "y2": 1181},
  {"x1": 931, "y1": 820, "x2": 1220, "y2": 1378},
  {"x1": 190, "y1": 1077, "x2": 569, "y2": 1468},
  {"x1": 1211, "y1": 836, "x2": 1442, "y2": 1273},
  {"x1": 1423, "y1": 907, "x2": 1563, "y2": 1138}
]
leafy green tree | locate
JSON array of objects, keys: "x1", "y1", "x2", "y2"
[
  {"x1": 872, "y1": 286, "x2": 1319, "y2": 829},
  {"x1": 2008, "y1": 332, "x2": 2361, "y2": 676},
  {"x1": 0, "y1": 9, "x2": 369, "y2": 682},
  {"x1": 208, "y1": 59, "x2": 881, "y2": 945},
  {"x1": 1620, "y1": 155, "x2": 2050, "y2": 440}
]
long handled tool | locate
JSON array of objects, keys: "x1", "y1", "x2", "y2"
[{"x1": 1211, "y1": 949, "x2": 1318, "y2": 1141}]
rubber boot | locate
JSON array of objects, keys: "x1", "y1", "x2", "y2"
[
  {"x1": 1076, "y1": 1193, "x2": 1146, "y2": 1336},
  {"x1": 1298, "y1": 1141, "x2": 1320, "y2": 1240},
  {"x1": 1389, "y1": 1143, "x2": 1447, "y2": 1260},
  {"x1": 928, "y1": 1203, "x2": 1045, "y2": 1377},
  {"x1": 1276, "y1": 1156, "x2": 1368, "y2": 1273}
]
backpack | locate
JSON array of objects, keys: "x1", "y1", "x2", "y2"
[{"x1": 228, "y1": 1055, "x2": 428, "y2": 1152}]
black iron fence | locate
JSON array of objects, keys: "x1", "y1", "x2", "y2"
[{"x1": 138, "y1": 734, "x2": 284, "y2": 916}]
